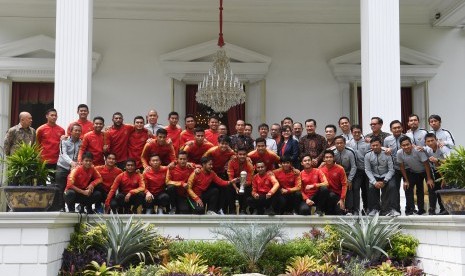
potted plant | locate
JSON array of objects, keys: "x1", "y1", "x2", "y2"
[
  {"x1": 436, "y1": 146, "x2": 465, "y2": 215},
  {"x1": 1, "y1": 142, "x2": 58, "y2": 211}
]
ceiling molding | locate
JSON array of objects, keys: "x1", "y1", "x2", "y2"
[
  {"x1": 329, "y1": 46, "x2": 442, "y2": 85},
  {"x1": 433, "y1": 0, "x2": 465, "y2": 27},
  {"x1": 0, "y1": 35, "x2": 102, "y2": 81},
  {"x1": 160, "y1": 40, "x2": 271, "y2": 83}
]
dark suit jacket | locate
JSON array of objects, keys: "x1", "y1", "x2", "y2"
[{"x1": 277, "y1": 138, "x2": 300, "y2": 169}]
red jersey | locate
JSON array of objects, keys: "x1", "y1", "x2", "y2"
[
  {"x1": 65, "y1": 165, "x2": 102, "y2": 191},
  {"x1": 165, "y1": 125, "x2": 182, "y2": 153},
  {"x1": 183, "y1": 141, "x2": 214, "y2": 164},
  {"x1": 180, "y1": 129, "x2": 195, "y2": 147},
  {"x1": 248, "y1": 149, "x2": 280, "y2": 171},
  {"x1": 205, "y1": 129, "x2": 220, "y2": 146},
  {"x1": 227, "y1": 158, "x2": 254, "y2": 184},
  {"x1": 252, "y1": 172, "x2": 279, "y2": 195},
  {"x1": 78, "y1": 131, "x2": 107, "y2": 165},
  {"x1": 67, "y1": 119, "x2": 93, "y2": 139},
  {"x1": 36, "y1": 123, "x2": 65, "y2": 164},
  {"x1": 272, "y1": 168, "x2": 301, "y2": 192},
  {"x1": 143, "y1": 166, "x2": 168, "y2": 196},
  {"x1": 140, "y1": 141, "x2": 176, "y2": 168},
  {"x1": 106, "y1": 124, "x2": 134, "y2": 163},
  {"x1": 128, "y1": 129, "x2": 150, "y2": 168},
  {"x1": 105, "y1": 172, "x2": 145, "y2": 206},
  {"x1": 320, "y1": 164, "x2": 348, "y2": 200},
  {"x1": 300, "y1": 168, "x2": 328, "y2": 200},
  {"x1": 187, "y1": 169, "x2": 229, "y2": 201},
  {"x1": 203, "y1": 146, "x2": 235, "y2": 174},
  {"x1": 166, "y1": 164, "x2": 194, "y2": 197},
  {"x1": 95, "y1": 165, "x2": 123, "y2": 193}
]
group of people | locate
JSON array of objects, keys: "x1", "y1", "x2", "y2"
[{"x1": 3, "y1": 104, "x2": 455, "y2": 216}]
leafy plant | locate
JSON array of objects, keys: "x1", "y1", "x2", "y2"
[
  {"x1": 366, "y1": 261, "x2": 403, "y2": 276},
  {"x1": 343, "y1": 258, "x2": 368, "y2": 276},
  {"x1": 83, "y1": 261, "x2": 121, "y2": 276},
  {"x1": 387, "y1": 232, "x2": 419, "y2": 263},
  {"x1": 97, "y1": 214, "x2": 161, "y2": 266},
  {"x1": 210, "y1": 223, "x2": 285, "y2": 272},
  {"x1": 157, "y1": 253, "x2": 209, "y2": 276},
  {"x1": 4, "y1": 142, "x2": 53, "y2": 185},
  {"x1": 285, "y1": 256, "x2": 320, "y2": 275},
  {"x1": 437, "y1": 146, "x2": 465, "y2": 188},
  {"x1": 315, "y1": 225, "x2": 342, "y2": 257},
  {"x1": 334, "y1": 213, "x2": 400, "y2": 262},
  {"x1": 122, "y1": 263, "x2": 159, "y2": 276},
  {"x1": 68, "y1": 223, "x2": 108, "y2": 253},
  {"x1": 61, "y1": 248, "x2": 109, "y2": 275},
  {"x1": 168, "y1": 240, "x2": 245, "y2": 273}
]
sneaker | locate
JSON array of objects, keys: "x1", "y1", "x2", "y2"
[
  {"x1": 368, "y1": 210, "x2": 378, "y2": 216},
  {"x1": 168, "y1": 207, "x2": 176, "y2": 215},
  {"x1": 146, "y1": 208, "x2": 154, "y2": 215},
  {"x1": 417, "y1": 209, "x2": 426, "y2": 215},
  {"x1": 206, "y1": 210, "x2": 218, "y2": 215},
  {"x1": 438, "y1": 210, "x2": 449, "y2": 215},
  {"x1": 314, "y1": 210, "x2": 324, "y2": 217},
  {"x1": 265, "y1": 208, "x2": 275, "y2": 216},
  {"x1": 157, "y1": 207, "x2": 164, "y2": 215},
  {"x1": 428, "y1": 209, "x2": 436, "y2": 215},
  {"x1": 386, "y1": 209, "x2": 400, "y2": 217},
  {"x1": 345, "y1": 212, "x2": 353, "y2": 216},
  {"x1": 218, "y1": 209, "x2": 225, "y2": 215}
]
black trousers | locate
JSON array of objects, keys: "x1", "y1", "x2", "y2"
[
  {"x1": 393, "y1": 169, "x2": 402, "y2": 213},
  {"x1": 277, "y1": 191, "x2": 301, "y2": 214},
  {"x1": 247, "y1": 193, "x2": 279, "y2": 215},
  {"x1": 326, "y1": 191, "x2": 343, "y2": 215},
  {"x1": 428, "y1": 170, "x2": 446, "y2": 212},
  {"x1": 352, "y1": 169, "x2": 369, "y2": 212},
  {"x1": 64, "y1": 189, "x2": 102, "y2": 212},
  {"x1": 50, "y1": 165, "x2": 70, "y2": 211},
  {"x1": 190, "y1": 185, "x2": 220, "y2": 214},
  {"x1": 404, "y1": 170, "x2": 426, "y2": 213},
  {"x1": 368, "y1": 177, "x2": 396, "y2": 215},
  {"x1": 110, "y1": 192, "x2": 145, "y2": 212},
  {"x1": 299, "y1": 186, "x2": 329, "y2": 215},
  {"x1": 144, "y1": 192, "x2": 170, "y2": 209}
]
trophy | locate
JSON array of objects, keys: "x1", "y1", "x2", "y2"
[{"x1": 239, "y1": 171, "x2": 247, "y2": 194}]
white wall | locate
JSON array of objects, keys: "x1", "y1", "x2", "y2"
[{"x1": 0, "y1": 18, "x2": 463, "y2": 145}]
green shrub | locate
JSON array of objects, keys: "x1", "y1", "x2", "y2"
[
  {"x1": 122, "y1": 263, "x2": 159, "y2": 276},
  {"x1": 315, "y1": 225, "x2": 342, "y2": 257},
  {"x1": 157, "y1": 253, "x2": 209, "y2": 276},
  {"x1": 68, "y1": 223, "x2": 107, "y2": 253},
  {"x1": 388, "y1": 232, "x2": 419, "y2": 262},
  {"x1": 169, "y1": 240, "x2": 246, "y2": 274},
  {"x1": 257, "y1": 238, "x2": 320, "y2": 275}
]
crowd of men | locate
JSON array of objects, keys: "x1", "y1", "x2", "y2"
[{"x1": 3, "y1": 104, "x2": 456, "y2": 216}]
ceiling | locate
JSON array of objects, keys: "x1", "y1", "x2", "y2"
[{"x1": 0, "y1": 0, "x2": 463, "y2": 27}]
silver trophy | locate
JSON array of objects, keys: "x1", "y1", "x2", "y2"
[{"x1": 239, "y1": 171, "x2": 247, "y2": 194}]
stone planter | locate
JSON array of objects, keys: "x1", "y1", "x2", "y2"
[
  {"x1": 0, "y1": 186, "x2": 59, "y2": 212},
  {"x1": 436, "y1": 189, "x2": 465, "y2": 215}
]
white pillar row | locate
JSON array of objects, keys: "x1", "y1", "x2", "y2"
[
  {"x1": 54, "y1": 0, "x2": 93, "y2": 128},
  {"x1": 360, "y1": 0, "x2": 401, "y2": 133}
]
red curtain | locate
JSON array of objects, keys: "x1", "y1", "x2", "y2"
[
  {"x1": 400, "y1": 87, "x2": 413, "y2": 132},
  {"x1": 185, "y1": 85, "x2": 198, "y2": 115},
  {"x1": 227, "y1": 102, "x2": 245, "y2": 135},
  {"x1": 11, "y1": 82, "x2": 54, "y2": 126}
]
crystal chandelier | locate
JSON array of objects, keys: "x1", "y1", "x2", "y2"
[{"x1": 196, "y1": 0, "x2": 245, "y2": 113}]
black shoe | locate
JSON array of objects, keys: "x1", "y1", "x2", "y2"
[
  {"x1": 438, "y1": 210, "x2": 449, "y2": 215},
  {"x1": 405, "y1": 211, "x2": 414, "y2": 216},
  {"x1": 252, "y1": 210, "x2": 258, "y2": 215},
  {"x1": 428, "y1": 209, "x2": 436, "y2": 215},
  {"x1": 417, "y1": 209, "x2": 426, "y2": 215},
  {"x1": 265, "y1": 208, "x2": 275, "y2": 216},
  {"x1": 168, "y1": 207, "x2": 176, "y2": 215}
]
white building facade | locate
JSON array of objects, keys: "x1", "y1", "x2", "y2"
[{"x1": 0, "y1": 0, "x2": 464, "y2": 145}]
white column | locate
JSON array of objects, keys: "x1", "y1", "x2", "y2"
[
  {"x1": 360, "y1": 0, "x2": 401, "y2": 133},
  {"x1": 54, "y1": 0, "x2": 93, "y2": 127}
]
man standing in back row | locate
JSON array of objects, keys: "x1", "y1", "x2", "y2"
[
  {"x1": 4, "y1": 111, "x2": 35, "y2": 156},
  {"x1": 299, "y1": 119, "x2": 326, "y2": 167}
]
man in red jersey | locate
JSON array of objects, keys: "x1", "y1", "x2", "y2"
[
  {"x1": 203, "y1": 135, "x2": 236, "y2": 214},
  {"x1": 180, "y1": 114, "x2": 196, "y2": 147},
  {"x1": 166, "y1": 151, "x2": 195, "y2": 214},
  {"x1": 164, "y1": 111, "x2": 182, "y2": 153},
  {"x1": 67, "y1": 104, "x2": 93, "y2": 139},
  {"x1": 273, "y1": 155, "x2": 301, "y2": 214},
  {"x1": 183, "y1": 128, "x2": 214, "y2": 164},
  {"x1": 78, "y1": 116, "x2": 108, "y2": 166},
  {"x1": 205, "y1": 116, "x2": 220, "y2": 145},
  {"x1": 105, "y1": 159, "x2": 145, "y2": 213},
  {"x1": 299, "y1": 155, "x2": 329, "y2": 215},
  {"x1": 36, "y1": 108, "x2": 65, "y2": 182},
  {"x1": 248, "y1": 160, "x2": 280, "y2": 215},
  {"x1": 227, "y1": 147, "x2": 254, "y2": 214},
  {"x1": 141, "y1": 128, "x2": 176, "y2": 168},
  {"x1": 143, "y1": 155, "x2": 170, "y2": 214},
  {"x1": 128, "y1": 116, "x2": 151, "y2": 171},
  {"x1": 106, "y1": 112, "x2": 135, "y2": 169},
  {"x1": 248, "y1": 137, "x2": 280, "y2": 171},
  {"x1": 64, "y1": 152, "x2": 103, "y2": 213},
  {"x1": 187, "y1": 156, "x2": 237, "y2": 215},
  {"x1": 320, "y1": 150, "x2": 347, "y2": 215},
  {"x1": 94, "y1": 153, "x2": 122, "y2": 213}
]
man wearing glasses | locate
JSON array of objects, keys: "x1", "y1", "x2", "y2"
[{"x1": 365, "y1": 117, "x2": 391, "y2": 145}]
